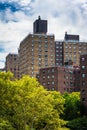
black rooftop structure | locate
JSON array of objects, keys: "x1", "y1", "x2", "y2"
[
  {"x1": 33, "y1": 16, "x2": 47, "y2": 34},
  {"x1": 64, "y1": 32, "x2": 79, "y2": 41}
]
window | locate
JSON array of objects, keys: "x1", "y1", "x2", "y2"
[
  {"x1": 48, "y1": 69, "x2": 50, "y2": 72},
  {"x1": 52, "y1": 81, "x2": 54, "y2": 85},
  {"x1": 38, "y1": 54, "x2": 41, "y2": 57},
  {"x1": 56, "y1": 63, "x2": 59, "y2": 65},
  {"x1": 66, "y1": 76, "x2": 68, "y2": 79},
  {"x1": 45, "y1": 35, "x2": 47, "y2": 38},
  {"x1": 45, "y1": 41, "x2": 47, "y2": 43},
  {"x1": 45, "y1": 63, "x2": 48, "y2": 66},
  {"x1": 52, "y1": 87, "x2": 54, "y2": 90},
  {"x1": 51, "y1": 36, "x2": 53, "y2": 38},
  {"x1": 43, "y1": 76, "x2": 45, "y2": 79},
  {"x1": 43, "y1": 82, "x2": 46, "y2": 85},
  {"x1": 56, "y1": 46, "x2": 59, "y2": 48},
  {"x1": 82, "y1": 98, "x2": 85, "y2": 102},
  {"x1": 38, "y1": 49, "x2": 42, "y2": 52},
  {"x1": 82, "y1": 74, "x2": 86, "y2": 78},
  {"x1": 52, "y1": 75, "x2": 54, "y2": 78},
  {"x1": 47, "y1": 82, "x2": 50, "y2": 85},
  {"x1": 47, "y1": 76, "x2": 50, "y2": 79},
  {"x1": 14, "y1": 58, "x2": 16, "y2": 60},
  {"x1": 51, "y1": 45, "x2": 53, "y2": 47},
  {"x1": 31, "y1": 61, "x2": 34, "y2": 65},
  {"x1": 39, "y1": 58, "x2": 41, "y2": 61},
  {"x1": 74, "y1": 46, "x2": 76, "y2": 49},
  {"x1": 32, "y1": 71, "x2": 34, "y2": 74},
  {"x1": 38, "y1": 62, "x2": 41, "y2": 66},
  {"x1": 82, "y1": 81, "x2": 85, "y2": 86},
  {"x1": 82, "y1": 57, "x2": 85, "y2": 61},
  {"x1": 82, "y1": 65, "x2": 85, "y2": 70},
  {"x1": 31, "y1": 67, "x2": 34, "y2": 70},
  {"x1": 65, "y1": 46, "x2": 68, "y2": 48},
  {"x1": 56, "y1": 42, "x2": 59, "y2": 45},
  {"x1": 56, "y1": 50, "x2": 59, "y2": 52},
  {"x1": 45, "y1": 55, "x2": 48, "y2": 57},
  {"x1": 52, "y1": 69, "x2": 54, "y2": 72},
  {"x1": 32, "y1": 35, "x2": 34, "y2": 37},
  {"x1": 39, "y1": 35, "x2": 41, "y2": 38},
  {"x1": 60, "y1": 42, "x2": 62, "y2": 45},
  {"x1": 39, "y1": 44, "x2": 41, "y2": 47},
  {"x1": 81, "y1": 90, "x2": 85, "y2": 94},
  {"x1": 43, "y1": 70, "x2": 45, "y2": 73},
  {"x1": 45, "y1": 50, "x2": 48, "y2": 52},
  {"x1": 32, "y1": 57, "x2": 34, "y2": 60},
  {"x1": 14, "y1": 68, "x2": 16, "y2": 71}
]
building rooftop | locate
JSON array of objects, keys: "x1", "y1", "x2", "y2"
[{"x1": 64, "y1": 32, "x2": 79, "y2": 41}]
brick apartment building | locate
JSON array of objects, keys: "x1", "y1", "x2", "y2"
[
  {"x1": 55, "y1": 32, "x2": 87, "y2": 66},
  {"x1": 36, "y1": 65, "x2": 80, "y2": 93},
  {"x1": 5, "y1": 53, "x2": 19, "y2": 79},
  {"x1": 80, "y1": 54, "x2": 87, "y2": 115},
  {"x1": 19, "y1": 16, "x2": 55, "y2": 78}
]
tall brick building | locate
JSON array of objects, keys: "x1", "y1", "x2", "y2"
[
  {"x1": 5, "y1": 53, "x2": 19, "y2": 79},
  {"x1": 37, "y1": 65, "x2": 80, "y2": 93},
  {"x1": 80, "y1": 54, "x2": 87, "y2": 115},
  {"x1": 19, "y1": 17, "x2": 55, "y2": 78},
  {"x1": 55, "y1": 32, "x2": 87, "y2": 66}
]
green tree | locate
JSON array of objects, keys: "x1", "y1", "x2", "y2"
[
  {"x1": 0, "y1": 118, "x2": 15, "y2": 130},
  {"x1": 67, "y1": 117, "x2": 87, "y2": 130},
  {"x1": 0, "y1": 72, "x2": 14, "y2": 118},
  {"x1": 0, "y1": 72, "x2": 66, "y2": 130},
  {"x1": 63, "y1": 92, "x2": 81, "y2": 120}
]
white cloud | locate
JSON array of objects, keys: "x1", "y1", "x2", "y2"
[
  {"x1": 0, "y1": 0, "x2": 87, "y2": 68},
  {"x1": 0, "y1": 52, "x2": 8, "y2": 68},
  {"x1": 0, "y1": 0, "x2": 31, "y2": 5}
]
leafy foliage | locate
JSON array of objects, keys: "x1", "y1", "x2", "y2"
[
  {"x1": 0, "y1": 72, "x2": 66, "y2": 130},
  {"x1": 0, "y1": 118, "x2": 15, "y2": 130},
  {"x1": 0, "y1": 72, "x2": 86, "y2": 130},
  {"x1": 67, "y1": 117, "x2": 87, "y2": 130},
  {"x1": 63, "y1": 92, "x2": 81, "y2": 120}
]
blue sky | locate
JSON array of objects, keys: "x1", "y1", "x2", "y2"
[{"x1": 0, "y1": 0, "x2": 87, "y2": 68}]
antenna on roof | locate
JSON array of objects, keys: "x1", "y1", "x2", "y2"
[{"x1": 38, "y1": 16, "x2": 41, "y2": 20}]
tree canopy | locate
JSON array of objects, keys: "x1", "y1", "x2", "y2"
[
  {"x1": 0, "y1": 72, "x2": 66, "y2": 130},
  {"x1": 0, "y1": 72, "x2": 86, "y2": 130}
]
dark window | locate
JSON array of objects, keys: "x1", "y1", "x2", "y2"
[
  {"x1": 82, "y1": 89, "x2": 85, "y2": 93},
  {"x1": 82, "y1": 98, "x2": 85, "y2": 101},
  {"x1": 14, "y1": 58, "x2": 16, "y2": 60},
  {"x1": 43, "y1": 70, "x2": 45, "y2": 73}
]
